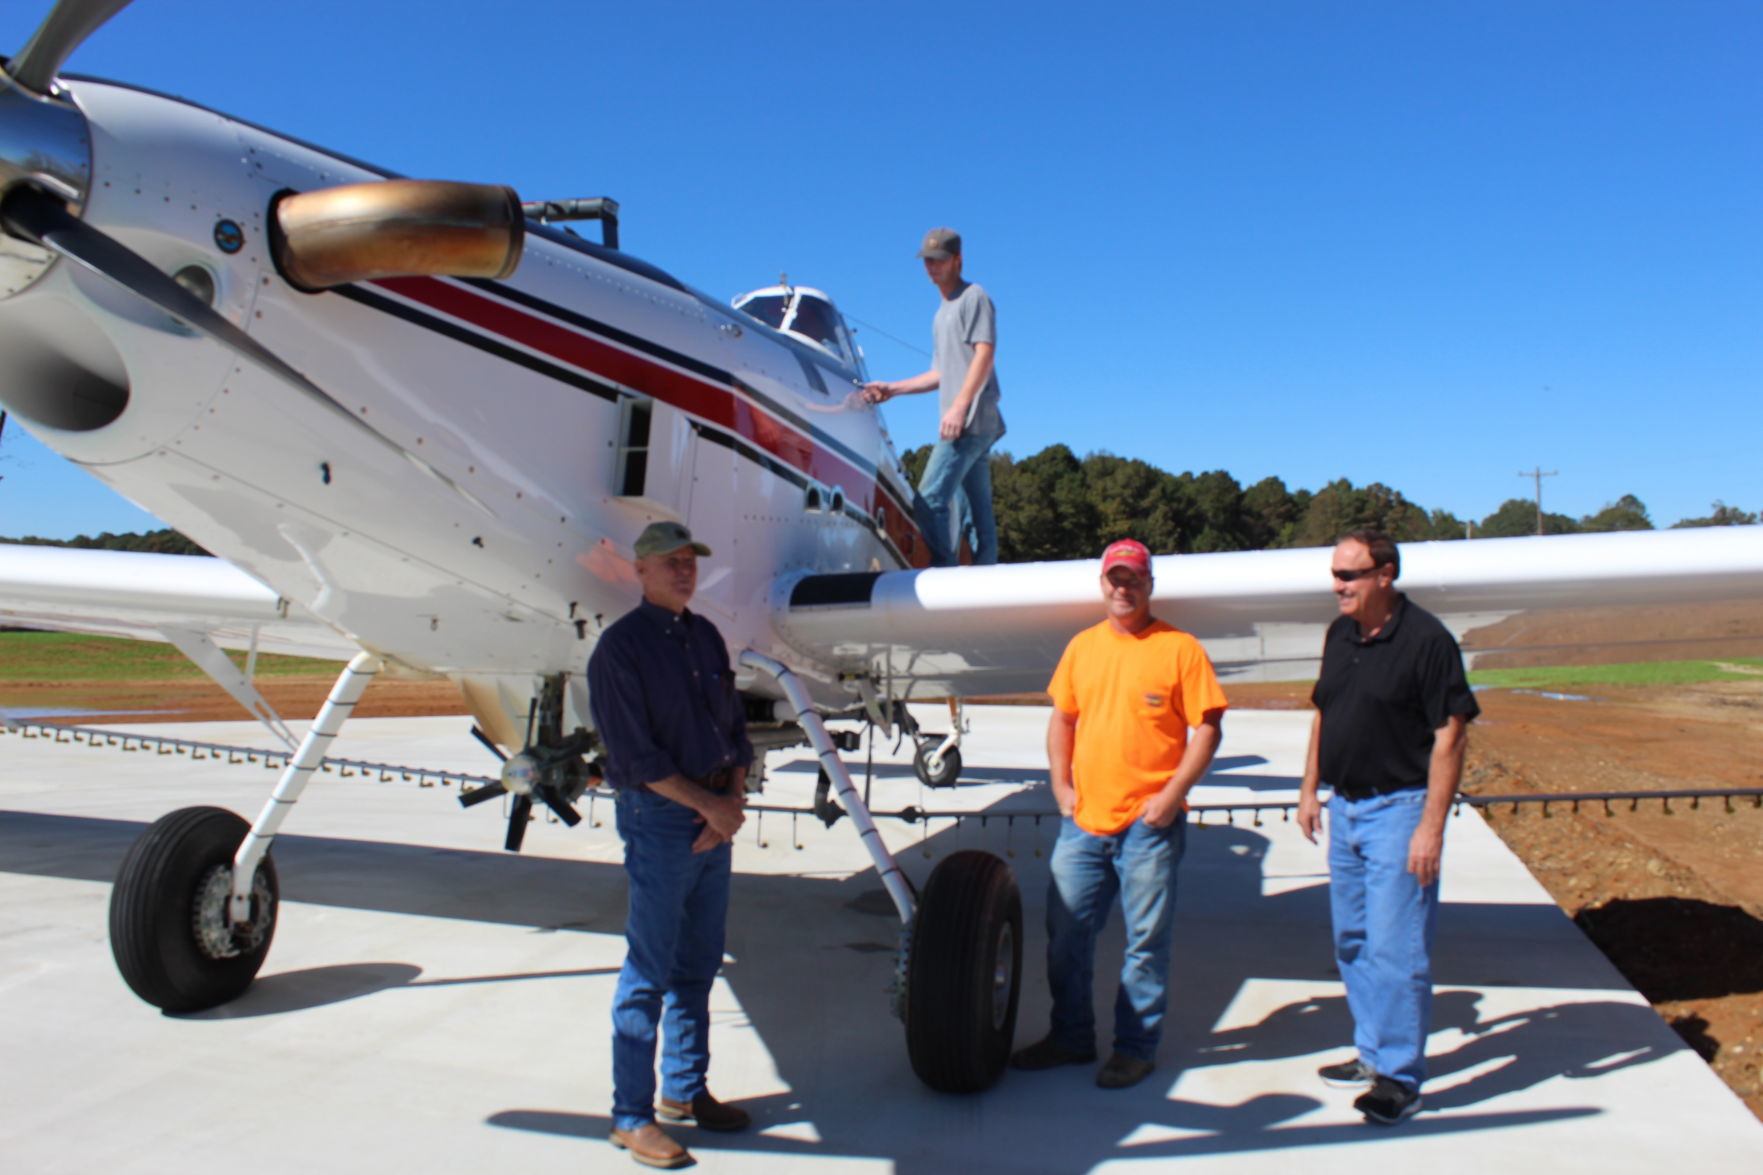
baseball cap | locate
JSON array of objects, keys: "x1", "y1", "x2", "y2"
[
  {"x1": 634, "y1": 521, "x2": 712, "y2": 559},
  {"x1": 917, "y1": 227, "x2": 962, "y2": 259},
  {"x1": 1100, "y1": 539, "x2": 1152, "y2": 576}
]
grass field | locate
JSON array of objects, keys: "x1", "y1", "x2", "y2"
[
  {"x1": 0, "y1": 631, "x2": 342, "y2": 681},
  {"x1": 5, "y1": 630, "x2": 1761, "y2": 691},
  {"x1": 1467, "y1": 658, "x2": 1763, "y2": 689}
]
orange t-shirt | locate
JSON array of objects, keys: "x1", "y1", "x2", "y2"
[{"x1": 1048, "y1": 618, "x2": 1229, "y2": 835}]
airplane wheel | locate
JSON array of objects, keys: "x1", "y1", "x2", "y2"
[
  {"x1": 109, "y1": 806, "x2": 278, "y2": 1013},
  {"x1": 904, "y1": 849, "x2": 1022, "y2": 1092},
  {"x1": 913, "y1": 743, "x2": 962, "y2": 788}
]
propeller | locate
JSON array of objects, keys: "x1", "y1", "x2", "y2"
[
  {"x1": 458, "y1": 724, "x2": 590, "y2": 852},
  {"x1": 0, "y1": 183, "x2": 492, "y2": 513},
  {"x1": 6, "y1": 0, "x2": 134, "y2": 94}
]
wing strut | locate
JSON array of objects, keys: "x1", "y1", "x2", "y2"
[
  {"x1": 157, "y1": 627, "x2": 296, "y2": 750},
  {"x1": 740, "y1": 650, "x2": 916, "y2": 924}
]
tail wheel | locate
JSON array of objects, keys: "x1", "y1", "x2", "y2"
[
  {"x1": 904, "y1": 849, "x2": 1022, "y2": 1092},
  {"x1": 109, "y1": 806, "x2": 278, "y2": 1012},
  {"x1": 912, "y1": 742, "x2": 962, "y2": 788}
]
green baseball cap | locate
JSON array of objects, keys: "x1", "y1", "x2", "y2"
[{"x1": 634, "y1": 520, "x2": 712, "y2": 558}]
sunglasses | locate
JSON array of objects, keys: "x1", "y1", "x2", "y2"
[{"x1": 1331, "y1": 567, "x2": 1385, "y2": 582}]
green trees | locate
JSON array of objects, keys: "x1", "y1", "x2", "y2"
[
  {"x1": 1581, "y1": 494, "x2": 1652, "y2": 532},
  {"x1": 915, "y1": 446, "x2": 1474, "y2": 560},
  {"x1": 904, "y1": 444, "x2": 1748, "y2": 562},
  {"x1": 1477, "y1": 497, "x2": 1579, "y2": 537},
  {"x1": 1, "y1": 528, "x2": 209, "y2": 555},
  {"x1": 1673, "y1": 501, "x2": 1759, "y2": 528}
]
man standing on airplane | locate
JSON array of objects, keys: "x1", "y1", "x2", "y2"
[
  {"x1": 1011, "y1": 538, "x2": 1227, "y2": 1088},
  {"x1": 588, "y1": 520, "x2": 753, "y2": 1169},
  {"x1": 1298, "y1": 527, "x2": 1478, "y2": 1126},
  {"x1": 862, "y1": 226, "x2": 1005, "y2": 566}
]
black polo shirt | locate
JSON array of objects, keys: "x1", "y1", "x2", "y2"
[{"x1": 1311, "y1": 593, "x2": 1479, "y2": 799}]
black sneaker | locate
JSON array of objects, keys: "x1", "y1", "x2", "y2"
[
  {"x1": 1355, "y1": 1075, "x2": 1422, "y2": 1125},
  {"x1": 1317, "y1": 1057, "x2": 1375, "y2": 1087},
  {"x1": 1095, "y1": 1052, "x2": 1156, "y2": 1090}
]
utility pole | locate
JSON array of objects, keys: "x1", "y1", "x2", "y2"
[{"x1": 1518, "y1": 467, "x2": 1557, "y2": 535}]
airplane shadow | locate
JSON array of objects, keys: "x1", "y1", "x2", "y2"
[
  {"x1": 177, "y1": 961, "x2": 625, "y2": 1018},
  {"x1": 0, "y1": 802, "x2": 1672, "y2": 1169}
]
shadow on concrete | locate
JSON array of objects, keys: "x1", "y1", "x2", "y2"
[
  {"x1": 0, "y1": 803, "x2": 1649, "y2": 1171},
  {"x1": 487, "y1": 1100, "x2": 1602, "y2": 1170}
]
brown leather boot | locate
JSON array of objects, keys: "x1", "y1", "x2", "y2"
[
  {"x1": 609, "y1": 1121, "x2": 692, "y2": 1169},
  {"x1": 657, "y1": 1090, "x2": 751, "y2": 1132}
]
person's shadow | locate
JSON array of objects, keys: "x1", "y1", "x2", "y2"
[{"x1": 1188, "y1": 988, "x2": 1673, "y2": 1113}]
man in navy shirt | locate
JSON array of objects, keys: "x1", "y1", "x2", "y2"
[
  {"x1": 589, "y1": 520, "x2": 754, "y2": 1169},
  {"x1": 1297, "y1": 528, "x2": 1478, "y2": 1127}
]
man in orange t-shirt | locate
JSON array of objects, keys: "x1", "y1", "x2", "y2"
[{"x1": 1010, "y1": 538, "x2": 1227, "y2": 1089}]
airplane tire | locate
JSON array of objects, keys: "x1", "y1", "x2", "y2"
[
  {"x1": 904, "y1": 849, "x2": 1022, "y2": 1093},
  {"x1": 912, "y1": 743, "x2": 962, "y2": 788},
  {"x1": 109, "y1": 806, "x2": 278, "y2": 1013}
]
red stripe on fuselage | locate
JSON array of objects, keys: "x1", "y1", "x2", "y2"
[{"x1": 371, "y1": 276, "x2": 929, "y2": 567}]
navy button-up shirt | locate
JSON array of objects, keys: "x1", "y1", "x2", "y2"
[{"x1": 587, "y1": 598, "x2": 753, "y2": 789}]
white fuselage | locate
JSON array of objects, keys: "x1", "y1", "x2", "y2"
[{"x1": 1, "y1": 76, "x2": 929, "y2": 711}]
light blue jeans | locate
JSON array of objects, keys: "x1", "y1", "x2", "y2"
[
  {"x1": 1327, "y1": 787, "x2": 1439, "y2": 1090},
  {"x1": 611, "y1": 787, "x2": 732, "y2": 1132},
  {"x1": 1042, "y1": 813, "x2": 1187, "y2": 1061},
  {"x1": 914, "y1": 429, "x2": 1001, "y2": 566}
]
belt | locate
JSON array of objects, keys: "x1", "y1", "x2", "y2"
[{"x1": 1332, "y1": 781, "x2": 1425, "y2": 802}]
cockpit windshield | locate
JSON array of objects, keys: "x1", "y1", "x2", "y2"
[{"x1": 732, "y1": 285, "x2": 867, "y2": 378}]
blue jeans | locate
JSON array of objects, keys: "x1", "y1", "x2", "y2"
[
  {"x1": 1327, "y1": 787, "x2": 1439, "y2": 1090},
  {"x1": 1042, "y1": 813, "x2": 1187, "y2": 1061},
  {"x1": 611, "y1": 787, "x2": 732, "y2": 1132},
  {"x1": 914, "y1": 429, "x2": 1001, "y2": 566}
]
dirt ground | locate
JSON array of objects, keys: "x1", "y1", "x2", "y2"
[{"x1": 5, "y1": 643, "x2": 1761, "y2": 1121}]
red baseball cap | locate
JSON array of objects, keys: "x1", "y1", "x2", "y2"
[{"x1": 1100, "y1": 539, "x2": 1151, "y2": 576}]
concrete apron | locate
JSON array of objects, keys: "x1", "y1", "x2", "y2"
[{"x1": 2, "y1": 706, "x2": 1759, "y2": 1173}]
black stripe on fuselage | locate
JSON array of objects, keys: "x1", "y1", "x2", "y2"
[
  {"x1": 331, "y1": 282, "x2": 910, "y2": 568},
  {"x1": 458, "y1": 278, "x2": 879, "y2": 481}
]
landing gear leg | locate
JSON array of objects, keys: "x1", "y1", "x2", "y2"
[
  {"x1": 903, "y1": 698, "x2": 965, "y2": 788},
  {"x1": 742, "y1": 654, "x2": 1018, "y2": 1093},
  {"x1": 108, "y1": 652, "x2": 382, "y2": 1012}
]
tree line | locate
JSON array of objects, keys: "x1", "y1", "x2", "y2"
[
  {"x1": 903, "y1": 444, "x2": 1758, "y2": 563},
  {"x1": 2, "y1": 528, "x2": 209, "y2": 555}
]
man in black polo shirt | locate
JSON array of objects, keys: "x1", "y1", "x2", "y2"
[{"x1": 1297, "y1": 527, "x2": 1478, "y2": 1126}]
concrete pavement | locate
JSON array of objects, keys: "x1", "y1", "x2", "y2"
[{"x1": 3, "y1": 705, "x2": 1759, "y2": 1173}]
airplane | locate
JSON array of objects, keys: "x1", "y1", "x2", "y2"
[{"x1": 2, "y1": 0, "x2": 1761, "y2": 1098}]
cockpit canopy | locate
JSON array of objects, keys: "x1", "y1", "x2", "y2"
[{"x1": 733, "y1": 284, "x2": 867, "y2": 378}]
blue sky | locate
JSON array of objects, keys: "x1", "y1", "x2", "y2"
[{"x1": 2, "y1": 0, "x2": 1758, "y2": 538}]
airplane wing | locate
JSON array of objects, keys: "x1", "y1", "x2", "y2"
[
  {"x1": 770, "y1": 528, "x2": 1763, "y2": 695},
  {"x1": 0, "y1": 542, "x2": 356, "y2": 661}
]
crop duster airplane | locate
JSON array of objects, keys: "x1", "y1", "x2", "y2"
[{"x1": 2, "y1": 0, "x2": 1760, "y2": 1096}]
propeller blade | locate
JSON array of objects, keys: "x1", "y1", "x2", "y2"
[
  {"x1": 504, "y1": 795, "x2": 534, "y2": 852},
  {"x1": 457, "y1": 781, "x2": 507, "y2": 808},
  {"x1": 7, "y1": 0, "x2": 134, "y2": 94},
  {"x1": 536, "y1": 788, "x2": 582, "y2": 828},
  {"x1": 0, "y1": 184, "x2": 493, "y2": 514}
]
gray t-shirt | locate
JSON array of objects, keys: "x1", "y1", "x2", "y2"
[{"x1": 932, "y1": 280, "x2": 1006, "y2": 438}]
